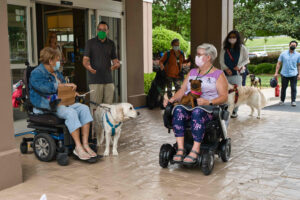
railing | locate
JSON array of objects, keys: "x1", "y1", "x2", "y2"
[{"x1": 247, "y1": 44, "x2": 289, "y2": 53}]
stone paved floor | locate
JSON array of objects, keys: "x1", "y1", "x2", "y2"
[{"x1": 1, "y1": 89, "x2": 300, "y2": 200}]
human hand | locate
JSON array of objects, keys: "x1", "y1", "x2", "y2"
[
  {"x1": 225, "y1": 69, "x2": 232, "y2": 76},
  {"x1": 88, "y1": 66, "x2": 96, "y2": 74},
  {"x1": 197, "y1": 98, "x2": 209, "y2": 106},
  {"x1": 233, "y1": 66, "x2": 239, "y2": 71},
  {"x1": 274, "y1": 73, "x2": 278, "y2": 78},
  {"x1": 163, "y1": 97, "x2": 175, "y2": 107},
  {"x1": 111, "y1": 65, "x2": 118, "y2": 71},
  {"x1": 66, "y1": 83, "x2": 77, "y2": 91}
]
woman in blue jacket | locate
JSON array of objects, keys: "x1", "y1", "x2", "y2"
[{"x1": 30, "y1": 47, "x2": 96, "y2": 161}]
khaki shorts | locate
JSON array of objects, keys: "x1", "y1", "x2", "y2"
[{"x1": 89, "y1": 83, "x2": 114, "y2": 104}]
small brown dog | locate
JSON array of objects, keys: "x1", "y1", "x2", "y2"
[{"x1": 180, "y1": 79, "x2": 202, "y2": 107}]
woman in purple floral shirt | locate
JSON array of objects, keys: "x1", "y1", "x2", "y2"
[{"x1": 163, "y1": 43, "x2": 228, "y2": 165}]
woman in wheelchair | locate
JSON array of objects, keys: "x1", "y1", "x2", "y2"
[
  {"x1": 163, "y1": 43, "x2": 228, "y2": 165},
  {"x1": 29, "y1": 47, "x2": 96, "y2": 161}
]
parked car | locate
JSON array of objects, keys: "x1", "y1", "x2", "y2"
[{"x1": 249, "y1": 51, "x2": 268, "y2": 58}]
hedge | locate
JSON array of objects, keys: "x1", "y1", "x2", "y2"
[
  {"x1": 144, "y1": 72, "x2": 156, "y2": 94},
  {"x1": 249, "y1": 51, "x2": 280, "y2": 64},
  {"x1": 248, "y1": 63, "x2": 276, "y2": 74},
  {"x1": 153, "y1": 26, "x2": 189, "y2": 55}
]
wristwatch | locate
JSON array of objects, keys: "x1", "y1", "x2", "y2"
[{"x1": 209, "y1": 100, "x2": 213, "y2": 106}]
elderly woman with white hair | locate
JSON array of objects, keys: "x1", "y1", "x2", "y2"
[{"x1": 163, "y1": 43, "x2": 228, "y2": 165}]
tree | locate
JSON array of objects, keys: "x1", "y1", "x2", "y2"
[
  {"x1": 234, "y1": 0, "x2": 300, "y2": 41},
  {"x1": 152, "y1": 0, "x2": 191, "y2": 41}
]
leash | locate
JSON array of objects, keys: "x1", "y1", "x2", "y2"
[
  {"x1": 228, "y1": 84, "x2": 239, "y2": 104},
  {"x1": 89, "y1": 101, "x2": 111, "y2": 111}
]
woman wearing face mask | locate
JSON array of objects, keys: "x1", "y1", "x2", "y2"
[
  {"x1": 220, "y1": 30, "x2": 249, "y2": 118},
  {"x1": 30, "y1": 47, "x2": 96, "y2": 161},
  {"x1": 163, "y1": 43, "x2": 228, "y2": 165}
]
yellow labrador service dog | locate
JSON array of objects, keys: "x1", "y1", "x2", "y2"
[
  {"x1": 93, "y1": 103, "x2": 138, "y2": 156},
  {"x1": 227, "y1": 84, "x2": 267, "y2": 119}
]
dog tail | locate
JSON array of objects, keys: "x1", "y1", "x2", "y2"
[{"x1": 258, "y1": 89, "x2": 267, "y2": 108}]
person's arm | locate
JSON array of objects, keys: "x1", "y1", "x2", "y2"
[
  {"x1": 297, "y1": 62, "x2": 300, "y2": 80},
  {"x1": 30, "y1": 70, "x2": 58, "y2": 94},
  {"x1": 82, "y1": 41, "x2": 96, "y2": 74},
  {"x1": 159, "y1": 53, "x2": 167, "y2": 71},
  {"x1": 197, "y1": 72, "x2": 228, "y2": 105},
  {"x1": 110, "y1": 42, "x2": 120, "y2": 70},
  {"x1": 236, "y1": 45, "x2": 250, "y2": 69},
  {"x1": 163, "y1": 72, "x2": 189, "y2": 107}
]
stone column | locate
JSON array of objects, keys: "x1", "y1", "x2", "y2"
[
  {"x1": 125, "y1": 0, "x2": 147, "y2": 106},
  {"x1": 0, "y1": 0, "x2": 23, "y2": 190},
  {"x1": 191, "y1": 0, "x2": 233, "y2": 68}
]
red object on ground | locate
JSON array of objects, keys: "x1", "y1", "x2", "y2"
[
  {"x1": 12, "y1": 85, "x2": 23, "y2": 108},
  {"x1": 275, "y1": 77, "x2": 280, "y2": 97}
]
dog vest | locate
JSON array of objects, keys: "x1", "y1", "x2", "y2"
[{"x1": 105, "y1": 112, "x2": 122, "y2": 136}]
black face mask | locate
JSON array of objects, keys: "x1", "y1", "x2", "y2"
[{"x1": 290, "y1": 46, "x2": 296, "y2": 51}]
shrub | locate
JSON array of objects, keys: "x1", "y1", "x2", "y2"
[
  {"x1": 249, "y1": 51, "x2": 280, "y2": 64},
  {"x1": 144, "y1": 72, "x2": 156, "y2": 94},
  {"x1": 153, "y1": 26, "x2": 189, "y2": 55},
  {"x1": 247, "y1": 63, "x2": 276, "y2": 74}
]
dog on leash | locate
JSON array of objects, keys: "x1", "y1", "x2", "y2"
[
  {"x1": 250, "y1": 74, "x2": 262, "y2": 89},
  {"x1": 227, "y1": 84, "x2": 267, "y2": 119},
  {"x1": 93, "y1": 103, "x2": 138, "y2": 156}
]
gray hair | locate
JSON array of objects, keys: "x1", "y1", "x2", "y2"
[{"x1": 197, "y1": 43, "x2": 218, "y2": 62}]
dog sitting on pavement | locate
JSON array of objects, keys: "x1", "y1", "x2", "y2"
[
  {"x1": 92, "y1": 103, "x2": 138, "y2": 156},
  {"x1": 250, "y1": 74, "x2": 262, "y2": 89},
  {"x1": 227, "y1": 84, "x2": 267, "y2": 119}
]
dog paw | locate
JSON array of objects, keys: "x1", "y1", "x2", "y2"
[
  {"x1": 112, "y1": 150, "x2": 119, "y2": 156},
  {"x1": 103, "y1": 150, "x2": 109, "y2": 156}
]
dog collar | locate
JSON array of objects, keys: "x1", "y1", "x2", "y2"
[
  {"x1": 105, "y1": 112, "x2": 122, "y2": 136},
  {"x1": 191, "y1": 90, "x2": 202, "y2": 96}
]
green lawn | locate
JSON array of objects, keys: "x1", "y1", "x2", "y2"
[
  {"x1": 245, "y1": 36, "x2": 297, "y2": 47},
  {"x1": 245, "y1": 74, "x2": 300, "y2": 88}
]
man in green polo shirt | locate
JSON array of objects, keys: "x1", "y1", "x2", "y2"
[{"x1": 83, "y1": 21, "x2": 120, "y2": 104}]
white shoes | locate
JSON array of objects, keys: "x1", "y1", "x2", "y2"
[
  {"x1": 278, "y1": 101, "x2": 284, "y2": 105},
  {"x1": 291, "y1": 102, "x2": 296, "y2": 107}
]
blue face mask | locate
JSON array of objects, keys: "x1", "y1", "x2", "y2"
[{"x1": 54, "y1": 61, "x2": 60, "y2": 71}]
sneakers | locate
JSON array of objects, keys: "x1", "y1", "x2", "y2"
[
  {"x1": 231, "y1": 112, "x2": 238, "y2": 118},
  {"x1": 291, "y1": 102, "x2": 296, "y2": 107},
  {"x1": 278, "y1": 101, "x2": 284, "y2": 105}
]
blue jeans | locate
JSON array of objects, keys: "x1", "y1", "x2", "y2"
[
  {"x1": 172, "y1": 106, "x2": 213, "y2": 142},
  {"x1": 56, "y1": 103, "x2": 93, "y2": 133},
  {"x1": 281, "y1": 75, "x2": 298, "y2": 102}
]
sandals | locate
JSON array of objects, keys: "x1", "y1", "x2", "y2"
[
  {"x1": 83, "y1": 144, "x2": 97, "y2": 158},
  {"x1": 73, "y1": 147, "x2": 91, "y2": 160},
  {"x1": 183, "y1": 150, "x2": 199, "y2": 166},
  {"x1": 173, "y1": 148, "x2": 185, "y2": 163}
]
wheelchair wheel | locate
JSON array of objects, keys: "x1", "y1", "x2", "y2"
[
  {"x1": 20, "y1": 142, "x2": 28, "y2": 154},
  {"x1": 220, "y1": 138, "x2": 231, "y2": 162},
  {"x1": 159, "y1": 144, "x2": 175, "y2": 168},
  {"x1": 57, "y1": 152, "x2": 69, "y2": 166},
  {"x1": 201, "y1": 151, "x2": 214, "y2": 175},
  {"x1": 33, "y1": 133, "x2": 56, "y2": 162}
]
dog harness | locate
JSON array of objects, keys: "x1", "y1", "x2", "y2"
[
  {"x1": 191, "y1": 90, "x2": 202, "y2": 96},
  {"x1": 105, "y1": 112, "x2": 122, "y2": 136},
  {"x1": 228, "y1": 84, "x2": 239, "y2": 104}
]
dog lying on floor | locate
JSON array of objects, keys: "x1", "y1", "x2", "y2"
[
  {"x1": 93, "y1": 103, "x2": 138, "y2": 156},
  {"x1": 227, "y1": 84, "x2": 267, "y2": 119},
  {"x1": 250, "y1": 74, "x2": 262, "y2": 89}
]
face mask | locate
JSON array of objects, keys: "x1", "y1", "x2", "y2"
[
  {"x1": 195, "y1": 56, "x2": 205, "y2": 67},
  {"x1": 290, "y1": 46, "x2": 296, "y2": 51},
  {"x1": 54, "y1": 61, "x2": 60, "y2": 71},
  {"x1": 229, "y1": 38, "x2": 237, "y2": 44},
  {"x1": 173, "y1": 46, "x2": 180, "y2": 51},
  {"x1": 98, "y1": 31, "x2": 107, "y2": 40}
]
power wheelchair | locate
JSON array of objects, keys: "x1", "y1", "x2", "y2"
[
  {"x1": 159, "y1": 103, "x2": 231, "y2": 175},
  {"x1": 18, "y1": 62, "x2": 100, "y2": 166}
]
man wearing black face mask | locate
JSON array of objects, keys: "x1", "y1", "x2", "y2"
[{"x1": 275, "y1": 40, "x2": 300, "y2": 107}]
